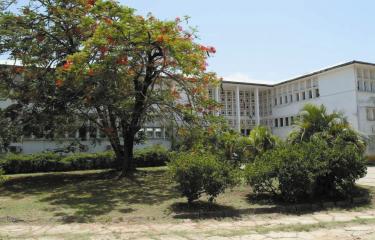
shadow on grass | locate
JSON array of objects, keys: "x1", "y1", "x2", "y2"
[
  {"x1": 170, "y1": 201, "x2": 241, "y2": 219},
  {"x1": 0, "y1": 168, "x2": 178, "y2": 223}
]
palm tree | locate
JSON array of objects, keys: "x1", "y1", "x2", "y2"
[
  {"x1": 247, "y1": 126, "x2": 280, "y2": 157},
  {"x1": 289, "y1": 104, "x2": 348, "y2": 143}
]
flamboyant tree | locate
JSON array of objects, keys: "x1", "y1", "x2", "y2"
[{"x1": 0, "y1": 0, "x2": 220, "y2": 174}]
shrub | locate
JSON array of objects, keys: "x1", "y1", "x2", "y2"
[
  {"x1": 0, "y1": 152, "x2": 66, "y2": 174},
  {"x1": 168, "y1": 151, "x2": 237, "y2": 203},
  {"x1": 246, "y1": 126, "x2": 280, "y2": 160},
  {"x1": 245, "y1": 136, "x2": 366, "y2": 202},
  {"x1": 61, "y1": 151, "x2": 116, "y2": 170},
  {"x1": 0, "y1": 168, "x2": 5, "y2": 184},
  {"x1": 0, "y1": 145, "x2": 170, "y2": 174},
  {"x1": 134, "y1": 144, "x2": 169, "y2": 167},
  {"x1": 314, "y1": 135, "x2": 367, "y2": 198}
]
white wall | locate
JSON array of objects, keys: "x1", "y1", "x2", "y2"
[
  {"x1": 272, "y1": 65, "x2": 358, "y2": 138},
  {"x1": 16, "y1": 139, "x2": 171, "y2": 154}
]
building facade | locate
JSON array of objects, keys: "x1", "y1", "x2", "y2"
[{"x1": 2, "y1": 60, "x2": 375, "y2": 154}]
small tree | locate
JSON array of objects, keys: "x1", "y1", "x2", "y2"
[
  {"x1": 289, "y1": 104, "x2": 347, "y2": 142},
  {"x1": 247, "y1": 126, "x2": 280, "y2": 158}
]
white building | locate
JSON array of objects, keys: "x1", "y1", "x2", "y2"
[
  {"x1": 216, "y1": 60, "x2": 375, "y2": 155},
  {"x1": 2, "y1": 60, "x2": 375, "y2": 154}
]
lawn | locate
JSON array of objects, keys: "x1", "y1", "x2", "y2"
[{"x1": 0, "y1": 167, "x2": 373, "y2": 225}]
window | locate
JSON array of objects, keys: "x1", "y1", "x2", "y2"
[
  {"x1": 279, "y1": 96, "x2": 282, "y2": 105},
  {"x1": 309, "y1": 90, "x2": 313, "y2": 99},
  {"x1": 302, "y1": 92, "x2": 306, "y2": 100},
  {"x1": 367, "y1": 108, "x2": 375, "y2": 121},
  {"x1": 358, "y1": 80, "x2": 364, "y2": 91},
  {"x1": 68, "y1": 129, "x2": 77, "y2": 138},
  {"x1": 285, "y1": 117, "x2": 289, "y2": 126},
  {"x1": 280, "y1": 118, "x2": 284, "y2": 127},
  {"x1": 89, "y1": 126, "x2": 97, "y2": 138},
  {"x1": 146, "y1": 128, "x2": 154, "y2": 138},
  {"x1": 296, "y1": 93, "x2": 300, "y2": 101},
  {"x1": 315, "y1": 88, "x2": 320, "y2": 97},
  {"x1": 79, "y1": 125, "x2": 87, "y2": 140},
  {"x1": 291, "y1": 116, "x2": 294, "y2": 124},
  {"x1": 364, "y1": 81, "x2": 369, "y2": 91},
  {"x1": 274, "y1": 118, "x2": 278, "y2": 127},
  {"x1": 284, "y1": 95, "x2": 288, "y2": 104},
  {"x1": 290, "y1": 94, "x2": 293, "y2": 102}
]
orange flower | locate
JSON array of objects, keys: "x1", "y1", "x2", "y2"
[
  {"x1": 55, "y1": 79, "x2": 63, "y2": 87},
  {"x1": 88, "y1": 68, "x2": 94, "y2": 76},
  {"x1": 199, "y1": 45, "x2": 208, "y2": 51},
  {"x1": 208, "y1": 46, "x2": 216, "y2": 53},
  {"x1": 200, "y1": 62, "x2": 207, "y2": 71},
  {"x1": 14, "y1": 67, "x2": 24, "y2": 73},
  {"x1": 156, "y1": 35, "x2": 164, "y2": 43},
  {"x1": 107, "y1": 36, "x2": 115, "y2": 45},
  {"x1": 116, "y1": 56, "x2": 128, "y2": 65},
  {"x1": 87, "y1": 0, "x2": 95, "y2": 6},
  {"x1": 171, "y1": 89, "x2": 180, "y2": 99},
  {"x1": 103, "y1": 17, "x2": 113, "y2": 25},
  {"x1": 63, "y1": 59, "x2": 73, "y2": 70},
  {"x1": 99, "y1": 46, "x2": 108, "y2": 55}
]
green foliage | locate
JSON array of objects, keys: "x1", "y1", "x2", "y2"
[
  {"x1": 0, "y1": 107, "x2": 22, "y2": 152},
  {"x1": 241, "y1": 103, "x2": 367, "y2": 202},
  {"x1": 175, "y1": 118, "x2": 277, "y2": 164},
  {"x1": 289, "y1": 103, "x2": 348, "y2": 143},
  {"x1": 134, "y1": 144, "x2": 169, "y2": 167},
  {"x1": 245, "y1": 126, "x2": 280, "y2": 160},
  {"x1": 0, "y1": 0, "x2": 220, "y2": 172},
  {"x1": 0, "y1": 168, "x2": 5, "y2": 184},
  {"x1": 168, "y1": 151, "x2": 238, "y2": 203},
  {"x1": 0, "y1": 145, "x2": 170, "y2": 174}
]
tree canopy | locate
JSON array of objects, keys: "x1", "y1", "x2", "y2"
[{"x1": 0, "y1": 0, "x2": 221, "y2": 174}]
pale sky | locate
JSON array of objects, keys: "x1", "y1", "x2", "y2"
[{"x1": 4, "y1": 0, "x2": 375, "y2": 84}]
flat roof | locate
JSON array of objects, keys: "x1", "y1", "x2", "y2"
[{"x1": 223, "y1": 60, "x2": 375, "y2": 87}]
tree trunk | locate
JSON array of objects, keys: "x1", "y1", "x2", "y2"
[{"x1": 121, "y1": 132, "x2": 136, "y2": 176}]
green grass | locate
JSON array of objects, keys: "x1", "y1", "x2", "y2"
[{"x1": 0, "y1": 167, "x2": 373, "y2": 225}]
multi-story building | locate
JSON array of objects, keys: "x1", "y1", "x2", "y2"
[
  {"x1": 216, "y1": 60, "x2": 375, "y2": 155},
  {"x1": 2, "y1": 60, "x2": 375, "y2": 154}
]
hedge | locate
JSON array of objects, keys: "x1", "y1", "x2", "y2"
[{"x1": 0, "y1": 145, "x2": 169, "y2": 174}]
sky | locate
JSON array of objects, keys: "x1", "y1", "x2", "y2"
[{"x1": 4, "y1": 0, "x2": 375, "y2": 84}]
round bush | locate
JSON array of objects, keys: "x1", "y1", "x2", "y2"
[{"x1": 168, "y1": 151, "x2": 237, "y2": 203}]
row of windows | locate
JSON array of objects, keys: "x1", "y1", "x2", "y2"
[
  {"x1": 274, "y1": 88, "x2": 319, "y2": 106},
  {"x1": 357, "y1": 68, "x2": 375, "y2": 80},
  {"x1": 274, "y1": 78, "x2": 319, "y2": 106},
  {"x1": 274, "y1": 116, "x2": 296, "y2": 128},
  {"x1": 22, "y1": 127, "x2": 166, "y2": 141},
  {"x1": 357, "y1": 79, "x2": 375, "y2": 92}
]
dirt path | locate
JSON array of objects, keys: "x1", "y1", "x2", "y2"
[{"x1": 1, "y1": 209, "x2": 375, "y2": 239}]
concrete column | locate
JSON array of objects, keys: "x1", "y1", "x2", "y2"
[
  {"x1": 215, "y1": 86, "x2": 220, "y2": 116},
  {"x1": 255, "y1": 88, "x2": 260, "y2": 125},
  {"x1": 235, "y1": 86, "x2": 241, "y2": 132}
]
